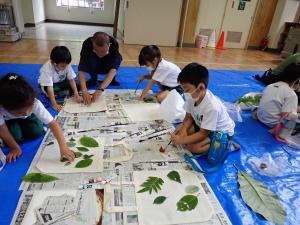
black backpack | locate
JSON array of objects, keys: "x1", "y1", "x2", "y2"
[{"x1": 254, "y1": 69, "x2": 281, "y2": 85}]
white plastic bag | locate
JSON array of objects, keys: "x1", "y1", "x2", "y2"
[
  {"x1": 222, "y1": 101, "x2": 243, "y2": 122},
  {"x1": 0, "y1": 147, "x2": 6, "y2": 172},
  {"x1": 159, "y1": 90, "x2": 185, "y2": 123}
]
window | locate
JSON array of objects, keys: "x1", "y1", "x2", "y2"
[{"x1": 56, "y1": 0, "x2": 104, "y2": 10}]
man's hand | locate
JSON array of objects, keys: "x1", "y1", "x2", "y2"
[
  {"x1": 137, "y1": 75, "x2": 145, "y2": 83},
  {"x1": 6, "y1": 146, "x2": 22, "y2": 163},
  {"x1": 53, "y1": 103, "x2": 63, "y2": 111},
  {"x1": 82, "y1": 90, "x2": 92, "y2": 105},
  {"x1": 60, "y1": 147, "x2": 75, "y2": 162},
  {"x1": 74, "y1": 94, "x2": 83, "y2": 103},
  {"x1": 91, "y1": 90, "x2": 102, "y2": 102}
]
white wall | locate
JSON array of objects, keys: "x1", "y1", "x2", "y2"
[
  {"x1": 21, "y1": 0, "x2": 34, "y2": 24},
  {"x1": 117, "y1": 0, "x2": 125, "y2": 39},
  {"x1": 268, "y1": 0, "x2": 300, "y2": 48},
  {"x1": 32, "y1": 0, "x2": 45, "y2": 23},
  {"x1": 44, "y1": 0, "x2": 115, "y2": 24},
  {"x1": 196, "y1": 0, "x2": 227, "y2": 41}
]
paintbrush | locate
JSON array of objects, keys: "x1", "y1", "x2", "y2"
[
  {"x1": 134, "y1": 81, "x2": 141, "y2": 95},
  {"x1": 160, "y1": 130, "x2": 179, "y2": 152}
]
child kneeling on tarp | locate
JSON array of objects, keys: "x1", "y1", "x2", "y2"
[
  {"x1": 171, "y1": 63, "x2": 235, "y2": 153},
  {"x1": 0, "y1": 74, "x2": 75, "y2": 163},
  {"x1": 257, "y1": 63, "x2": 300, "y2": 128},
  {"x1": 39, "y1": 46, "x2": 82, "y2": 111}
]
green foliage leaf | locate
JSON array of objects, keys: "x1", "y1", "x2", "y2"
[
  {"x1": 185, "y1": 185, "x2": 200, "y2": 194},
  {"x1": 137, "y1": 176, "x2": 164, "y2": 194},
  {"x1": 237, "y1": 94, "x2": 261, "y2": 105},
  {"x1": 153, "y1": 196, "x2": 167, "y2": 204},
  {"x1": 22, "y1": 173, "x2": 58, "y2": 183},
  {"x1": 76, "y1": 147, "x2": 89, "y2": 152},
  {"x1": 79, "y1": 136, "x2": 99, "y2": 147},
  {"x1": 176, "y1": 195, "x2": 198, "y2": 211},
  {"x1": 75, "y1": 158, "x2": 93, "y2": 168},
  {"x1": 83, "y1": 154, "x2": 94, "y2": 159},
  {"x1": 237, "y1": 168, "x2": 286, "y2": 225},
  {"x1": 60, "y1": 157, "x2": 68, "y2": 162},
  {"x1": 69, "y1": 137, "x2": 76, "y2": 142},
  {"x1": 143, "y1": 97, "x2": 155, "y2": 103},
  {"x1": 167, "y1": 171, "x2": 181, "y2": 184},
  {"x1": 67, "y1": 141, "x2": 76, "y2": 147},
  {"x1": 74, "y1": 152, "x2": 83, "y2": 158}
]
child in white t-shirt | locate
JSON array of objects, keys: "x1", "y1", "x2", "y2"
[
  {"x1": 171, "y1": 63, "x2": 235, "y2": 153},
  {"x1": 0, "y1": 74, "x2": 75, "y2": 163},
  {"x1": 39, "y1": 46, "x2": 82, "y2": 111},
  {"x1": 137, "y1": 45, "x2": 183, "y2": 103},
  {"x1": 257, "y1": 63, "x2": 300, "y2": 128}
]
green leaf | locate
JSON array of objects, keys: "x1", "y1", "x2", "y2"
[
  {"x1": 153, "y1": 196, "x2": 167, "y2": 204},
  {"x1": 76, "y1": 147, "x2": 89, "y2": 152},
  {"x1": 74, "y1": 152, "x2": 83, "y2": 158},
  {"x1": 83, "y1": 154, "x2": 94, "y2": 159},
  {"x1": 237, "y1": 94, "x2": 261, "y2": 105},
  {"x1": 79, "y1": 136, "x2": 99, "y2": 147},
  {"x1": 185, "y1": 185, "x2": 200, "y2": 194},
  {"x1": 75, "y1": 159, "x2": 93, "y2": 168},
  {"x1": 143, "y1": 97, "x2": 155, "y2": 103},
  {"x1": 69, "y1": 137, "x2": 76, "y2": 142},
  {"x1": 65, "y1": 162, "x2": 71, "y2": 166},
  {"x1": 137, "y1": 176, "x2": 164, "y2": 194},
  {"x1": 176, "y1": 195, "x2": 198, "y2": 211},
  {"x1": 60, "y1": 157, "x2": 68, "y2": 162},
  {"x1": 67, "y1": 141, "x2": 76, "y2": 147},
  {"x1": 236, "y1": 167, "x2": 286, "y2": 225},
  {"x1": 167, "y1": 171, "x2": 181, "y2": 184},
  {"x1": 22, "y1": 173, "x2": 58, "y2": 183}
]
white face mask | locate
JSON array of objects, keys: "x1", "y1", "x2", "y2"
[
  {"x1": 184, "y1": 88, "x2": 200, "y2": 101},
  {"x1": 291, "y1": 79, "x2": 300, "y2": 91}
]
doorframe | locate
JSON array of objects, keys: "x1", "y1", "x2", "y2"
[
  {"x1": 113, "y1": 0, "x2": 121, "y2": 38},
  {"x1": 245, "y1": 0, "x2": 260, "y2": 49}
]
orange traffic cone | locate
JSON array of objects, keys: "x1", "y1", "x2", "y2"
[{"x1": 216, "y1": 31, "x2": 225, "y2": 50}]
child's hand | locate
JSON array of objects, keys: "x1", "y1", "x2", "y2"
[
  {"x1": 137, "y1": 95, "x2": 144, "y2": 101},
  {"x1": 53, "y1": 103, "x2": 63, "y2": 111},
  {"x1": 171, "y1": 133, "x2": 184, "y2": 145},
  {"x1": 6, "y1": 147, "x2": 22, "y2": 163},
  {"x1": 60, "y1": 147, "x2": 75, "y2": 162},
  {"x1": 175, "y1": 124, "x2": 187, "y2": 136},
  {"x1": 74, "y1": 94, "x2": 83, "y2": 103},
  {"x1": 137, "y1": 75, "x2": 145, "y2": 83}
]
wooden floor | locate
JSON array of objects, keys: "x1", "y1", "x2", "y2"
[{"x1": 0, "y1": 39, "x2": 282, "y2": 70}]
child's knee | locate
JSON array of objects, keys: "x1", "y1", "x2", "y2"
[
  {"x1": 7, "y1": 122, "x2": 24, "y2": 143},
  {"x1": 21, "y1": 116, "x2": 45, "y2": 140}
]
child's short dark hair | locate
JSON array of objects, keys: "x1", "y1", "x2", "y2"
[
  {"x1": 138, "y1": 45, "x2": 161, "y2": 66},
  {"x1": 279, "y1": 63, "x2": 300, "y2": 83},
  {"x1": 0, "y1": 73, "x2": 36, "y2": 111},
  {"x1": 50, "y1": 46, "x2": 72, "y2": 64},
  {"x1": 177, "y1": 63, "x2": 209, "y2": 88},
  {"x1": 92, "y1": 32, "x2": 110, "y2": 47}
]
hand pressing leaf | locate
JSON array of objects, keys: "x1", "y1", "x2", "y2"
[
  {"x1": 236, "y1": 166, "x2": 286, "y2": 225},
  {"x1": 75, "y1": 158, "x2": 93, "y2": 168},
  {"x1": 167, "y1": 171, "x2": 181, "y2": 184},
  {"x1": 22, "y1": 173, "x2": 58, "y2": 183},
  {"x1": 177, "y1": 195, "x2": 198, "y2": 212},
  {"x1": 185, "y1": 185, "x2": 200, "y2": 194},
  {"x1": 83, "y1": 154, "x2": 94, "y2": 159},
  {"x1": 153, "y1": 196, "x2": 167, "y2": 204},
  {"x1": 137, "y1": 176, "x2": 164, "y2": 194},
  {"x1": 67, "y1": 141, "x2": 76, "y2": 147},
  {"x1": 80, "y1": 136, "x2": 99, "y2": 147},
  {"x1": 76, "y1": 147, "x2": 89, "y2": 152}
]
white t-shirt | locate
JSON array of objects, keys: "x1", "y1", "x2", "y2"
[
  {"x1": 39, "y1": 60, "x2": 76, "y2": 86},
  {"x1": 183, "y1": 90, "x2": 235, "y2": 136},
  {"x1": 0, "y1": 99, "x2": 54, "y2": 126},
  {"x1": 257, "y1": 81, "x2": 298, "y2": 128},
  {"x1": 152, "y1": 59, "x2": 181, "y2": 88}
]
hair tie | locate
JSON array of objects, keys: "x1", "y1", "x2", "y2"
[{"x1": 9, "y1": 75, "x2": 18, "y2": 80}]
